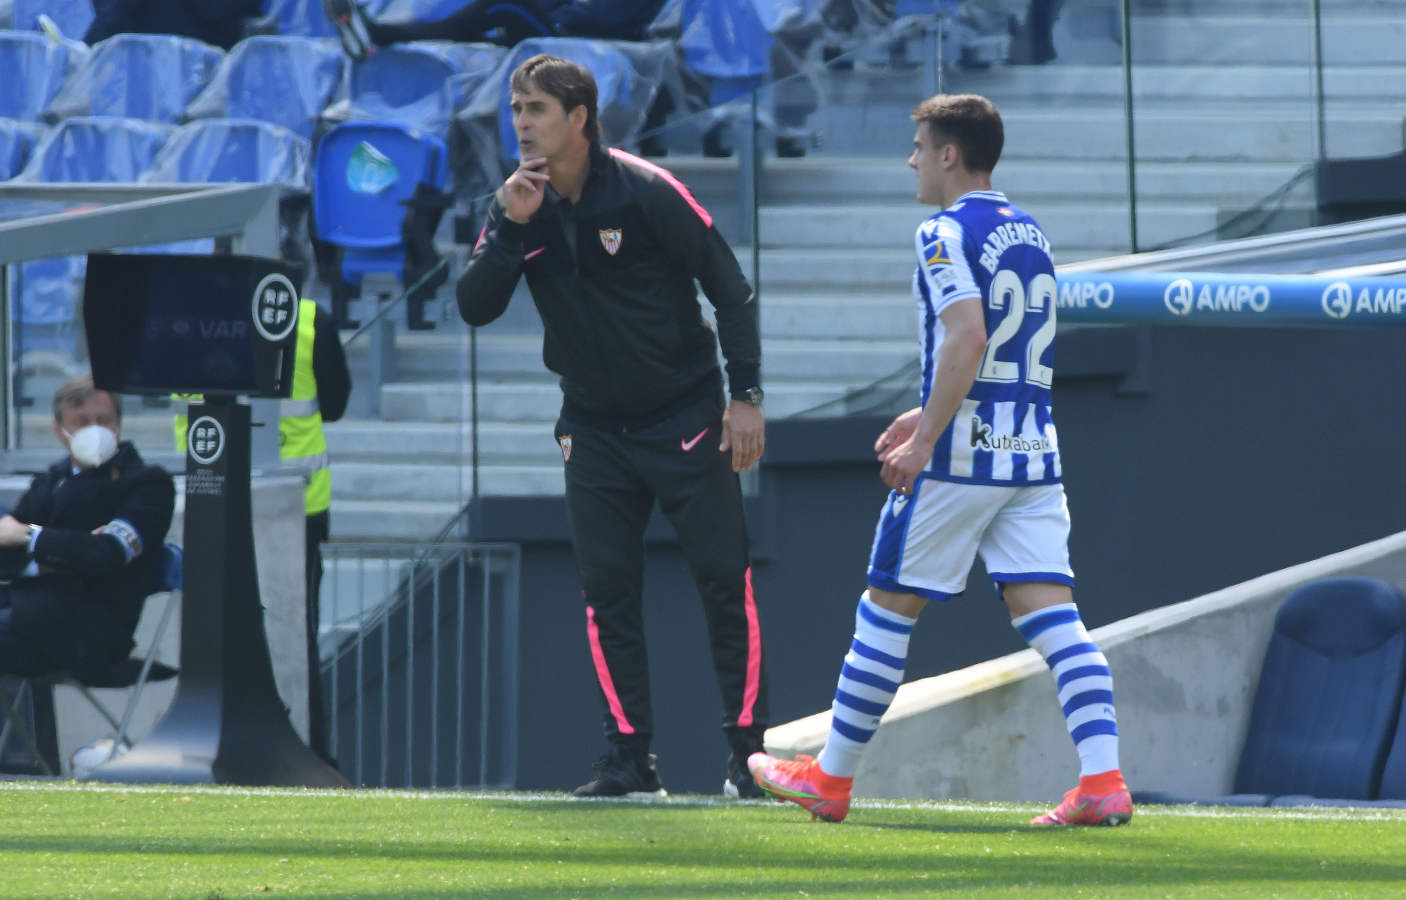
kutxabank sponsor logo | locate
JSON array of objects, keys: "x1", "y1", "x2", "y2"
[
  {"x1": 970, "y1": 416, "x2": 1050, "y2": 453},
  {"x1": 1164, "y1": 278, "x2": 1270, "y2": 317}
]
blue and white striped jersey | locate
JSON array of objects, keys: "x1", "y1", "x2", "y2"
[{"x1": 913, "y1": 190, "x2": 1061, "y2": 486}]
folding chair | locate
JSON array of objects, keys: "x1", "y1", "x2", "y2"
[{"x1": 0, "y1": 542, "x2": 183, "y2": 775}]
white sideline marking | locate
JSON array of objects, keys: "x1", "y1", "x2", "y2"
[{"x1": 0, "y1": 781, "x2": 1403, "y2": 820}]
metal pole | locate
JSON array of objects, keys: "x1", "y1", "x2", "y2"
[
  {"x1": 404, "y1": 561, "x2": 415, "y2": 787},
  {"x1": 1120, "y1": 0, "x2": 1139, "y2": 253},
  {"x1": 379, "y1": 577, "x2": 389, "y2": 788},
  {"x1": 479, "y1": 556, "x2": 491, "y2": 787},
  {"x1": 430, "y1": 555, "x2": 441, "y2": 786},
  {"x1": 499, "y1": 546, "x2": 520, "y2": 787},
  {"x1": 3, "y1": 264, "x2": 15, "y2": 450},
  {"x1": 328, "y1": 547, "x2": 339, "y2": 767},
  {"x1": 749, "y1": 91, "x2": 761, "y2": 319},
  {"x1": 354, "y1": 558, "x2": 366, "y2": 785},
  {"x1": 454, "y1": 553, "x2": 466, "y2": 787},
  {"x1": 1310, "y1": 0, "x2": 1326, "y2": 161},
  {"x1": 470, "y1": 325, "x2": 479, "y2": 508}
]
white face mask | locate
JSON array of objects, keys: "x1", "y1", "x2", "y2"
[{"x1": 64, "y1": 424, "x2": 119, "y2": 468}]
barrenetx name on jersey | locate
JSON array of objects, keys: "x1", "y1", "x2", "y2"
[{"x1": 977, "y1": 221, "x2": 1051, "y2": 274}]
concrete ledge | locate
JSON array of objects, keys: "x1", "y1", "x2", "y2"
[{"x1": 764, "y1": 529, "x2": 1406, "y2": 802}]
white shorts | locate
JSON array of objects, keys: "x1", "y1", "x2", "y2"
[{"x1": 866, "y1": 476, "x2": 1073, "y2": 601}]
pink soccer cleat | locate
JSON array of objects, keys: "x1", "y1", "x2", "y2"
[
  {"x1": 747, "y1": 752, "x2": 853, "y2": 823},
  {"x1": 1031, "y1": 781, "x2": 1134, "y2": 826}
]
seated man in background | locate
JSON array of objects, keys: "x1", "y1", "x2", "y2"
[
  {"x1": 322, "y1": 0, "x2": 665, "y2": 61},
  {"x1": 0, "y1": 375, "x2": 175, "y2": 683},
  {"x1": 84, "y1": 0, "x2": 264, "y2": 50}
]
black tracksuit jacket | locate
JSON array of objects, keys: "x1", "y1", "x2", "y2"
[{"x1": 457, "y1": 141, "x2": 759, "y2": 426}]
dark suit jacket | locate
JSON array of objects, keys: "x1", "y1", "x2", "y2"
[{"x1": 1, "y1": 442, "x2": 175, "y2": 678}]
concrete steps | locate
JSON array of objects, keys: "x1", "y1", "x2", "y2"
[
  {"x1": 354, "y1": 331, "x2": 914, "y2": 384},
  {"x1": 738, "y1": 158, "x2": 1311, "y2": 205},
  {"x1": 760, "y1": 201, "x2": 1218, "y2": 251}
]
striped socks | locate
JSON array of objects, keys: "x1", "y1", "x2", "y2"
[
  {"x1": 818, "y1": 592, "x2": 917, "y2": 779},
  {"x1": 1012, "y1": 602, "x2": 1121, "y2": 777}
]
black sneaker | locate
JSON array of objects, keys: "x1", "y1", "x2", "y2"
[
  {"x1": 573, "y1": 748, "x2": 668, "y2": 798},
  {"x1": 723, "y1": 751, "x2": 766, "y2": 799},
  {"x1": 322, "y1": 0, "x2": 375, "y2": 61}
]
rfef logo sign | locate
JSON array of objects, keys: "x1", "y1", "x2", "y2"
[
  {"x1": 188, "y1": 415, "x2": 225, "y2": 465},
  {"x1": 252, "y1": 273, "x2": 298, "y2": 342}
]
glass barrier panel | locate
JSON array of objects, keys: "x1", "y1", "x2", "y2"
[{"x1": 1128, "y1": 0, "x2": 1318, "y2": 251}]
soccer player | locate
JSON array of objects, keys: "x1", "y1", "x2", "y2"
[{"x1": 747, "y1": 93, "x2": 1132, "y2": 827}]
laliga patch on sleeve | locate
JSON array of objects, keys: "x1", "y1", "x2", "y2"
[{"x1": 101, "y1": 518, "x2": 144, "y2": 563}]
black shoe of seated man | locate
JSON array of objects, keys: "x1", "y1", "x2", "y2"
[
  {"x1": 573, "y1": 747, "x2": 668, "y2": 798},
  {"x1": 322, "y1": 0, "x2": 375, "y2": 62},
  {"x1": 702, "y1": 123, "x2": 732, "y2": 159},
  {"x1": 723, "y1": 751, "x2": 766, "y2": 799},
  {"x1": 776, "y1": 136, "x2": 807, "y2": 158}
]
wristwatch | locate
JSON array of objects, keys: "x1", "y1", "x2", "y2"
[{"x1": 736, "y1": 386, "x2": 764, "y2": 407}]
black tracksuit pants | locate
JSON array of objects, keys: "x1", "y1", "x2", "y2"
[{"x1": 557, "y1": 390, "x2": 768, "y2": 756}]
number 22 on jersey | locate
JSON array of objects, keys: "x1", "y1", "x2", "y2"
[{"x1": 977, "y1": 269, "x2": 1056, "y2": 389}]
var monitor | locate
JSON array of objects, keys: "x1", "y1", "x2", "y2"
[{"x1": 84, "y1": 253, "x2": 301, "y2": 398}]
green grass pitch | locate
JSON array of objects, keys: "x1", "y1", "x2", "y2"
[{"x1": 2, "y1": 782, "x2": 1405, "y2": 898}]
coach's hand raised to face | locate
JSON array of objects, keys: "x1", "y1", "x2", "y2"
[{"x1": 501, "y1": 157, "x2": 550, "y2": 224}]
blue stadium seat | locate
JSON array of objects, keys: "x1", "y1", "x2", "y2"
[
  {"x1": 0, "y1": 30, "x2": 89, "y2": 121},
  {"x1": 268, "y1": 0, "x2": 390, "y2": 38},
  {"x1": 680, "y1": 0, "x2": 774, "y2": 87},
  {"x1": 186, "y1": 36, "x2": 347, "y2": 139},
  {"x1": 143, "y1": 118, "x2": 312, "y2": 188},
  {"x1": 1136, "y1": 577, "x2": 1406, "y2": 807},
  {"x1": 11, "y1": 117, "x2": 176, "y2": 354},
  {"x1": 0, "y1": 120, "x2": 43, "y2": 179},
  {"x1": 1372, "y1": 688, "x2": 1406, "y2": 805},
  {"x1": 44, "y1": 33, "x2": 224, "y2": 124},
  {"x1": 11, "y1": 0, "x2": 93, "y2": 39},
  {"x1": 340, "y1": 41, "x2": 503, "y2": 134},
  {"x1": 1232, "y1": 578, "x2": 1406, "y2": 801},
  {"x1": 313, "y1": 120, "x2": 447, "y2": 286},
  {"x1": 15, "y1": 116, "x2": 174, "y2": 183}
]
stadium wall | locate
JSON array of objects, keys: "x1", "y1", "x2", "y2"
[{"x1": 765, "y1": 528, "x2": 1406, "y2": 802}]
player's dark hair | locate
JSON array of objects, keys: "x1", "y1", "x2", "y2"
[
  {"x1": 510, "y1": 54, "x2": 600, "y2": 144},
  {"x1": 52, "y1": 373, "x2": 121, "y2": 423},
  {"x1": 911, "y1": 94, "x2": 1004, "y2": 174}
]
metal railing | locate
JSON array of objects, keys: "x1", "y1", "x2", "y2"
[{"x1": 320, "y1": 541, "x2": 520, "y2": 788}]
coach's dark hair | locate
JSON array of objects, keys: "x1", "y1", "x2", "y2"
[
  {"x1": 510, "y1": 54, "x2": 600, "y2": 144},
  {"x1": 911, "y1": 94, "x2": 1004, "y2": 174},
  {"x1": 52, "y1": 373, "x2": 121, "y2": 423}
]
